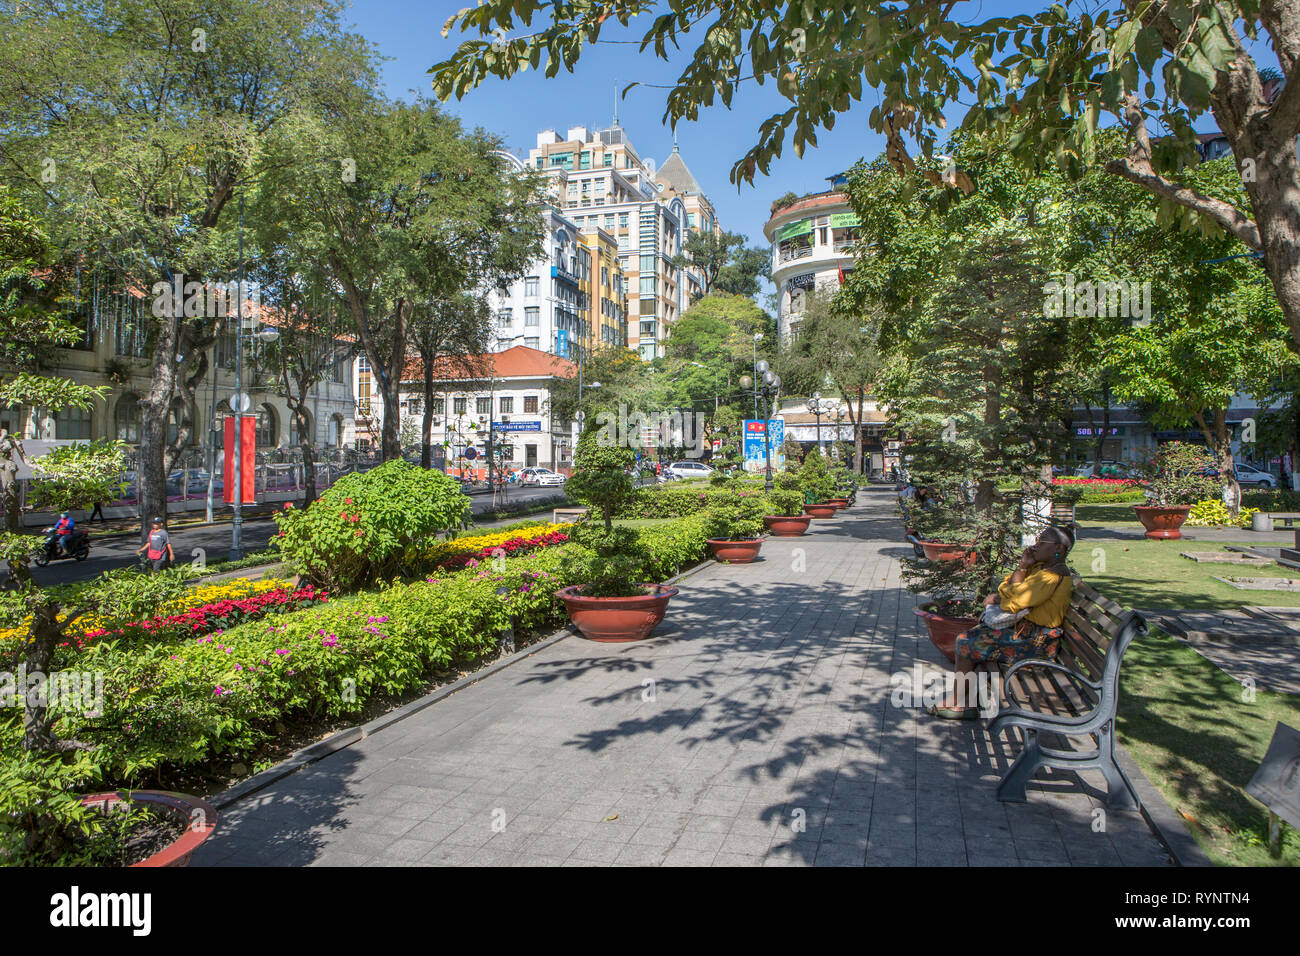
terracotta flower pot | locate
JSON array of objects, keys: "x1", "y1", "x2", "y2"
[
  {"x1": 555, "y1": 584, "x2": 678, "y2": 642},
  {"x1": 826, "y1": 497, "x2": 850, "y2": 510},
  {"x1": 1132, "y1": 504, "x2": 1192, "y2": 540},
  {"x1": 81, "y1": 790, "x2": 218, "y2": 867},
  {"x1": 706, "y1": 538, "x2": 764, "y2": 563},
  {"x1": 917, "y1": 540, "x2": 978, "y2": 569},
  {"x1": 764, "y1": 514, "x2": 811, "y2": 537},
  {"x1": 913, "y1": 602, "x2": 979, "y2": 664},
  {"x1": 803, "y1": 503, "x2": 837, "y2": 519}
]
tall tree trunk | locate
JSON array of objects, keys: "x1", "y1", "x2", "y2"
[
  {"x1": 137, "y1": 312, "x2": 181, "y2": 542},
  {"x1": 1094, "y1": 374, "x2": 1110, "y2": 473},
  {"x1": 1, "y1": 434, "x2": 22, "y2": 532},
  {"x1": 289, "y1": 402, "x2": 316, "y2": 506},
  {"x1": 420, "y1": 358, "x2": 435, "y2": 469}
]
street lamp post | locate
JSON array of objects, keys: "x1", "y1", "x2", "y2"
[{"x1": 751, "y1": 332, "x2": 763, "y2": 421}]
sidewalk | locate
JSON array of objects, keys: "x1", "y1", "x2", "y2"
[{"x1": 195, "y1": 489, "x2": 1174, "y2": 867}]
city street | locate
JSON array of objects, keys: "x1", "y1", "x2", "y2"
[{"x1": 24, "y1": 485, "x2": 569, "y2": 586}]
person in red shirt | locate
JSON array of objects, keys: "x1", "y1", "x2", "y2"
[{"x1": 52, "y1": 511, "x2": 75, "y2": 555}]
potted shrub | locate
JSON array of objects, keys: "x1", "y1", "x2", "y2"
[
  {"x1": 798, "y1": 449, "x2": 839, "y2": 518},
  {"x1": 1132, "y1": 442, "x2": 1219, "y2": 540},
  {"x1": 764, "y1": 479, "x2": 811, "y2": 536},
  {"x1": 702, "y1": 492, "x2": 769, "y2": 562},
  {"x1": 554, "y1": 425, "x2": 677, "y2": 641},
  {"x1": 77, "y1": 790, "x2": 218, "y2": 867}
]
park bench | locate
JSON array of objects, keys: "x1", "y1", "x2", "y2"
[
  {"x1": 987, "y1": 574, "x2": 1148, "y2": 810},
  {"x1": 552, "y1": 506, "x2": 589, "y2": 524}
]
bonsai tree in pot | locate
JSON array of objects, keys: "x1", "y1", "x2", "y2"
[
  {"x1": 701, "y1": 491, "x2": 769, "y2": 562},
  {"x1": 554, "y1": 424, "x2": 677, "y2": 641},
  {"x1": 764, "y1": 475, "x2": 811, "y2": 536},
  {"x1": 1131, "y1": 441, "x2": 1219, "y2": 540},
  {"x1": 798, "y1": 448, "x2": 839, "y2": 517}
]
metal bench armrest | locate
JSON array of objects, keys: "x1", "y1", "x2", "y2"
[{"x1": 1003, "y1": 658, "x2": 1101, "y2": 692}]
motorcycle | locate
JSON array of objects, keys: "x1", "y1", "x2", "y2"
[{"x1": 34, "y1": 526, "x2": 91, "y2": 567}]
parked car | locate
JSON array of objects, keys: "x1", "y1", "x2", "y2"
[
  {"x1": 662, "y1": 460, "x2": 714, "y2": 482},
  {"x1": 1233, "y1": 463, "x2": 1277, "y2": 488},
  {"x1": 519, "y1": 467, "x2": 565, "y2": 487},
  {"x1": 1073, "y1": 461, "x2": 1130, "y2": 479}
]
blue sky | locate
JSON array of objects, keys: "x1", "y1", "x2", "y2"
[
  {"x1": 345, "y1": 1, "x2": 1245, "y2": 259},
  {"x1": 346, "y1": 1, "x2": 1026, "y2": 251}
]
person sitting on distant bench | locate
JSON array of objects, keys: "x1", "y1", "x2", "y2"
[{"x1": 926, "y1": 525, "x2": 1077, "y2": 720}]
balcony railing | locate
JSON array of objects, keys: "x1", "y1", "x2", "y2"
[{"x1": 777, "y1": 245, "x2": 814, "y2": 263}]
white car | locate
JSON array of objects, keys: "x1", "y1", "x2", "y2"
[
  {"x1": 1234, "y1": 463, "x2": 1277, "y2": 488},
  {"x1": 519, "y1": 467, "x2": 565, "y2": 486},
  {"x1": 662, "y1": 461, "x2": 714, "y2": 481}
]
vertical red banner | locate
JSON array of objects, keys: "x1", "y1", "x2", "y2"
[{"x1": 222, "y1": 416, "x2": 257, "y2": 504}]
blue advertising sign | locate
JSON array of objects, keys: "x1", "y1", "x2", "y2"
[
  {"x1": 557, "y1": 329, "x2": 568, "y2": 358},
  {"x1": 743, "y1": 419, "x2": 785, "y2": 470},
  {"x1": 493, "y1": 421, "x2": 542, "y2": 432}
]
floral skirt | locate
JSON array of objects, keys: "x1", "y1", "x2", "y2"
[{"x1": 954, "y1": 620, "x2": 1063, "y2": 666}]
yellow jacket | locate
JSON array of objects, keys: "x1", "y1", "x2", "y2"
[{"x1": 998, "y1": 565, "x2": 1073, "y2": 628}]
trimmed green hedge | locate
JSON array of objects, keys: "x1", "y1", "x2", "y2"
[{"x1": 615, "y1": 485, "x2": 773, "y2": 519}]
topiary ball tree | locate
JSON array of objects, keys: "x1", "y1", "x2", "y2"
[{"x1": 565, "y1": 422, "x2": 637, "y2": 532}]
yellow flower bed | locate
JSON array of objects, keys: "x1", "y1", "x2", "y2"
[
  {"x1": 425, "y1": 523, "x2": 567, "y2": 565},
  {"x1": 0, "y1": 577, "x2": 292, "y2": 644}
]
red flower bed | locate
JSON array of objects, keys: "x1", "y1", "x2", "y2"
[
  {"x1": 436, "y1": 530, "x2": 569, "y2": 571},
  {"x1": 69, "y1": 587, "x2": 330, "y2": 652},
  {"x1": 1052, "y1": 477, "x2": 1138, "y2": 487}
]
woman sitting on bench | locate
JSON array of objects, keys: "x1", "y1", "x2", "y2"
[{"x1": 926, "y1": 524, "x2": 1077, "y2": 720}]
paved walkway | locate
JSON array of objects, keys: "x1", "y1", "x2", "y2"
[{"x1": 195, "y1": 488, "x2": 1172, "y2": 867}]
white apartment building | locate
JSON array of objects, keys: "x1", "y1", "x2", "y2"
[{"x1": 764, "y1": 177, "x2": 859, "y2": 342}]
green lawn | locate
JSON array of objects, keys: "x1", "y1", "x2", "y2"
[
  {"x1": 1116, "y1": 627, "x2": 1300, "y2": 867},
  {"x1": 1075, "y1": 502, "x2": 1147, "y2": 527},
  {"x1": 1081, "y1": 537, "x2": 1300, "y2": 610}
]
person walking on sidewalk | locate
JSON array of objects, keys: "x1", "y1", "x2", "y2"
[
  {"x1": 89, "y1": 500, "x2": 105, "y2": 522},
  {"x1": 137, "y1": 517, "x2": 174, "y2": 573}
]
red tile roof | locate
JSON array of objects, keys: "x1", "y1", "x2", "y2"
[{"x1": 402, "y1": 345, "x2": 577, "y2": 383}]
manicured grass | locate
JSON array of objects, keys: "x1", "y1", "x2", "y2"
[
  {"x1": 1116, "y1": 627, "x2": 1300, "y2": 866},
  {"x1": 613, "y1": 517, "x2": 686, "y2": 529},
  {"x1": 1081, "y1": 537, "x2": 1300, "y2": 610},
  {"x1": 1075, "y1": 502, "x2": 1147, "y2": 527}
]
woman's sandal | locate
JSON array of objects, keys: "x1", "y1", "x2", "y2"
[{"x1": 925, "y1": 704, "x2": 980, "y2": 720}]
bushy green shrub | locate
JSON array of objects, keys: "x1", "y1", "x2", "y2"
[
  {"x1": 1186, "y1": 499, "x2": 1261, "y2": 528},
  {"x1": 798, "y1": 448, "x2": 838, "y2": 503},
  {"x1": 565, "y1": 425, "x2": 636, "y2": 531},
  {"x1": 768, "y1": 489, "x2": 804, "y2": 517},
  {"x1": 615, "y1": 485, "x2": 731, "y2": 518},
  {"x1": 274, "y1": 460, "x2": 471, "y2": 592},
  {"x1": 700, "y1": 493, "x2": 769, "y2": 540}
]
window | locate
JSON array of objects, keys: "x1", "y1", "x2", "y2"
[
  {"x1": 601, "y1": 267, "x2": 608, "y2": 286},
  {"x1": 604, "y1": 214, "x2": 614, "y2": 230},
  {"x1": 433, "y1": 397, "x2": 445, "y2": 415},
  {"x1": 593, "y1": 180, "x2": 605, "y2": 197},
  {"x1": 619, "y1": 213, "x2": 629, "y2": 228},
  {"x1": 255, "y1": 404, "x2": 277, "y2": 448},
  {"x1": 115, "y1": 394, "x2": 141, "y2": 443},
  {"x1": 476, "y1": 397, "x2": 491, "y2": 415},
  {"x1": 524, "y1": 336, "x2": 539, "y2": 349},
  {"x1": 499, "y1": 397, "x2": 513, "y2": 414},
  {"x1": 579, "y1": 151, "x2": 591, "y2": 169},
  {"x1": 640, "y1": 276, "x2": 657, "y2": 295},
  {"x1": 640, "y1": 320, "x2": 656, "y2": 337},
  {"x1": 523, "y1": 396, "x2": 539, "y2": 414},
  {"x1": 525, "y1": 306, "x2": 539, "y2": 327},
  {"x1": 550, "y1": 152, "x2": 573, "y2": 169},
  {"x1": 453, "y1": 397, "x2": 467, "y2": 415},
  {"x1": 55, "y1": 405, "x2": 92, "y2": 441},
  {"x1": 525, "y1": 276, "x2": 539, "y2": 296},
  {"x1": 687, "y1": 213, "x2": 696, "y2": 228},
  {"x1": 498, "y1": 308, "x2": 512, "y2": 324},
  {"x1": 567, "y1": 182, "x2": 578, "y2": 198},
  {"x1": 640, "y1": 253, "x2": 655, "y2": 273},
  {"x1": 603, "y1": 154, "x2": 613, "y2": 167}
]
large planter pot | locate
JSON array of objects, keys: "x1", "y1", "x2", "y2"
[
  {"x1": 1132, "y1": 504, "x2": 1192, "y2": 540},
  {"x1": 913, "y1": 602, "x2": 979, "y2": 664},
  {"x1": 555, "y1": 584, "x2": 678, "y2": 642},
  {"x1": 764, "y1": 514, "x2": 811, "y2": 537},
  {"x1": 803, "y1": 503, "x2": 838, "y2": 519},
  {"x1": 81, "y1": 790, "x2": 218, "y2": 867},
  {"x1": 826, "y1": 497, "x2": 850, "y2": 510},
  {"x1": 917, "y1": 540, "x2": 978, "y2": 569},
  {"x1": 706, "y1": 538, "x2": 764, "y2": 563}
]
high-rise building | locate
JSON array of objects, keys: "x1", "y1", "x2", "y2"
[{"x1": 522, "y1": 122, "x2": 716, "y2": 360}]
